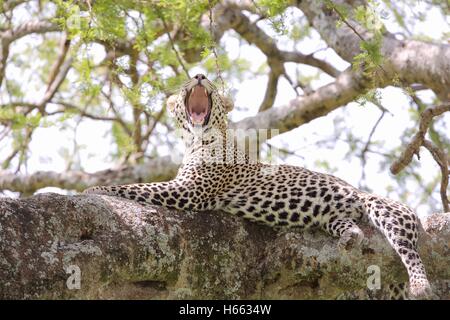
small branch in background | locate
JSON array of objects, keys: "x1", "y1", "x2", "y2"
[
  {"x1": 279, "y1": 51, "x2": 340, "y2": 78},
  {"x1": 208, "y1": 0, "x2": 225, "y2": 94},
  {"x1": 406, "y1": 90, "x2": 445, "y2": 152},
  {"x1": 264, "y1": 142, "x2": 305, "y2": 160},
  {"x1": 258, "y1": 70, "x2": 280, "y2": 112},
  {"x1": 410, "y1": 84, "x2": 428, "y2": 92},
  {"x1": 1, "y1": 126, "x2": 34, "y2": 172},
  {"x1": 328, "y1": 1, "x2": 366, "y2": 42},
  {"x1": 283, "y1": 69, "x2": 312, "y2": 96},
  {"x1": 158, "y1": 10, "x2": 190, "y2": 78},
  {"x1": 45, "y1": 34, "x2": 71, "y2": 93},
  {"x1": 283, "y1": 71, "x2": 301, "y2": 96},
  {"x1": 0, "y1": 127, "x2": 11, "y2": 141},
  {"x1": 142, "y1": 107, "x2": 166, "y2": 148},
  {"x1": 1, "y1": 149, "x2": 19, "y2": 170},
  {"x1": 423, "y1": 140, "x2": 449, "y2": 212},
  {"x1": 360, "y1": 109, "x2": 386, "y2": 187},
  {"x1": 390, "y1": 103, "x2": 450, "y2": 175},
  {"x1": 48, "y1": 101, "x2": 117, "y2": 121},
  {"x1": 371, "y1": 98, "x2": 393, "y2": 115},
  {"x1": 38, "y1": 57, "x2": 73, "y2": 112},
  {"x1": 100, "y1": 87, "x2": 132, "y2": 136},
  {"x1": 128, "y1": 50, "x2": 144, "y2": 159},
  {"x1": 390, "y1": 103, "x2": 450, "y2": 212},
  {"x1": 0, "y1": 39, "x2": 12, "y2": 86}
]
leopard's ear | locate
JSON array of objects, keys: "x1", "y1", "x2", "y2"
[
  {"x1": 166, "y1": 94, "x2": 178, "y2": 114},
  {"x1": 220, "y1": 95, "x2": 234, "y2": 113}
]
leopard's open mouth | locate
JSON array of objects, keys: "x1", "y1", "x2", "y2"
[{"x1": 185, "y1": 84, "x2": 211, "y2": 126}]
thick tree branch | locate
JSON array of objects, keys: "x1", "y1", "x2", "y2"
[
  {"x1": 5, "y1": 20, "x2": 60, "y2": 42},
  {"x1": 0, "y1": 156, "x2": 179, "y2": 193},
  {"x1": 215, "y1": 5, "x2": 340, "y2": 78},
  {"x1": 296, "y1": 0, "x2": 450, "y2": 100},
  {"x1": 0, "y1": 193, "x2": 448, "y2": 299},
  {"x1": 231, "y1": 68, "x2": 373, "y2": 137}
]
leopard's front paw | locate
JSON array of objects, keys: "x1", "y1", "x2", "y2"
[{"x1": 338, "y1": 226, "x2": 364, "y2": 251}]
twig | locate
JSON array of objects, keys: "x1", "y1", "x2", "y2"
[
  {"x1": 329, "y1": 3, "x2": 366, "y2": 43},
  {"x1": 284, "y1": 69, "x2": 312, "y2": 96},
  {"x1": 360, "y1": 109, "x2": 386, "y2": 186},
  {"x1": 46, "y1": 34, "x2": 71, "y2": 93},
  {"x1": 327, "y1": 1, "x2": 388, "y2": 75},
  {"x1": 2, "y1": 126, "x2": 34, "y2": 171},
  {"x1": 265, "y1": 142, "x2": 304, "y2": 160},
  {"x1": 38, "y1": 57, "x2": 73, "y2": 112},
  {"x1": 143, "y1": 107, "x2": 166, "y2": 143},
  {"x1": 208, "y1": 0, "x2": 225, "y2": 94},
  {"x1": 50, "y1": 101, "x2": 117, "y2": 122},
  {"x1": 158, "y1": 10, "x2": 190, "y2": 78}
]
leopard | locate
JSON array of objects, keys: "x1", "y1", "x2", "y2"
[{"x1": 84, "y1": 73, "x2": 432, "y2": 299}]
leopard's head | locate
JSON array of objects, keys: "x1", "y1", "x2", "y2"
[{"x1": 166, "y1": 74, "x2": 233, "y2": 137}]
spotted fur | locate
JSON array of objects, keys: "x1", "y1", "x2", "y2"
[{"x1": 84, "y1": 74, "x2": 431, "y2": 299}]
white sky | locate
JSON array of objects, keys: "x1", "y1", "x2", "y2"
[{"x1": 1, "y1": 2, "x2": 449, "y2": 218}]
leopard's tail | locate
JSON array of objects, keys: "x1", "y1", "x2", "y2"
[{"x1": 362, "y1": 194, "x2": 432, "y2": 299}]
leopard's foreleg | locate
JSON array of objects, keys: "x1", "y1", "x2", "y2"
[{"x1": 83, "y1": 180, "x2": 213, "y2": 211}]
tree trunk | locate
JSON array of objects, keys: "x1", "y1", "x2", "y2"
[{"x1": 0, "y1": 193, "x2": 448, "y2": 299}]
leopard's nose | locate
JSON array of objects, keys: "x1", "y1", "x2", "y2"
[{"x1": 194, "y1": 74, "x2": 206, "y2": 84}]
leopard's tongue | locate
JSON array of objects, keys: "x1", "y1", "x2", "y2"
[
  {"x1": 190, "y1": 111, "x2": 207, "y2": 124},
  {"x1": 188, "y1": 85, "x2": 208, "y2": 125}
]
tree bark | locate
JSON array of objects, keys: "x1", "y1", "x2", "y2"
[{"x1": 0, "y1": 193, "x2": 448, "y2": 299}]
